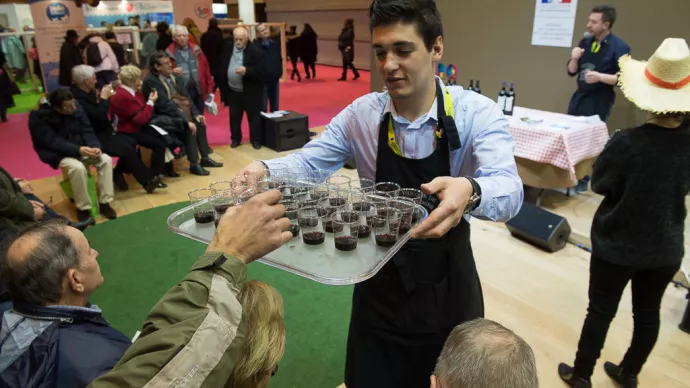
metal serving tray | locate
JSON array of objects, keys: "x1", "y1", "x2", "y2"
[{"x1": 167, "y1": 195, "x2": 428, "y2": 286}]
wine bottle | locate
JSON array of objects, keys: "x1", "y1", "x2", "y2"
[
  {"x1": 475, "y1": 80, "x2": 482, "y2": 95},
  {"x1": 468, "y1": 80, "x2": 475, "y2": 92},
  {"x1": 497, "y1": 81, "x2": 507, "y2": 111},
  {"x1": 504, "y1": 82, "x2": 515, "y2": 116}
]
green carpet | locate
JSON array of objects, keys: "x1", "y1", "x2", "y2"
[
  {"x1": 8, "y1": 81, "x2": 42, "y2": 115},
  {"x1": 85, "y1": 202, "x2": 353, "y2": 388}
]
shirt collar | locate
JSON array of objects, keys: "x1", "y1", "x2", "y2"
[
  {"x1": 121, "y1": 85, "x2": 136, "y2": 96},
  {"x1": 383, "y1": 76, "x2": 446, "y2": 128}
]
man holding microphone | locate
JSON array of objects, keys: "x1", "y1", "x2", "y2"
[{"x1": 566, "y1": 5, "x2": 630, "y2": 192}]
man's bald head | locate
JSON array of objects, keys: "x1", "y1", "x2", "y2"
[
  {"x1": 233, "y1": 26, "x2": 249, "y2": 50},
  {"x1": 1, "y1": 220, "x2": 81, "y2": 306},
  {"x1": 433, "y1": 318, "x2": 538, "y2": 388}
]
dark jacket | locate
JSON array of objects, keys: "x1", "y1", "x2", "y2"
[
  {"x1": 142, "y1": 71, "x2": 201, "y2": 123},
  {"x1": 255, "y1": 39, "x2": 283, "y2": 84},
  {"x1": 71, "y1": 86, "x2": 113, "y2": 136},
  {"x1": 200, "y1": 26, "x2": 224, "y2": 80},
  {"x1": 0, "y1": 302, "x2": 131, "y2": 388},
  {"x1": 215, "y1": 41, "x2": 267, "y2": 106},
  {"x1": 106, "y1": 39, "x2": 126, "y2": 67},
  {"x1": 286, "y1": 32, "x2": 302, "y2": 60},
  {"x1": 156, "y1": 32, "x2": 172, "y2": 51},
  {"x1": 0, "y1": 166, "x2": 34, "y2": 242},
  {"x1": 338, "y1": 26, "x2": 355, "y2": 60},
  {"x1": 28, "y1": 103, "x2": 101, "y2": 169},
  {"x1": 59, "y1": 40, "x2": 83, "y2": 86},
  {"x1": 591, "y1": 122, "x2": 690, "y2": 268},
  {"x1": 301, "y1": 29, "x2": 318, "y2": 64}
]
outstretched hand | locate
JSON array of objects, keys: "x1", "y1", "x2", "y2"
[{"x1": 207, "y1": 189, "x2": 292, "y2": 264}]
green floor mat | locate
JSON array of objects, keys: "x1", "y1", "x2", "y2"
[
  {"x1": 86, "y1": 202, "x2": 352, "y2": 387},
  {"x1": 8, "y1": 81, "x2": 42, "y2": 115}
]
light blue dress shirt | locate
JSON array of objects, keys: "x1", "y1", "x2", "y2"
[{"x1": 263, "y1": 78, "x2": 524, "y2": 222}]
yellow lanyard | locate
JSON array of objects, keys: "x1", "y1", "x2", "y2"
[
  {"x1": 388, "y1": 89, "x2": 455, "y2": 157},
  {"x1": 591, "y1": 41, "x2": 601, "y2": 53}
]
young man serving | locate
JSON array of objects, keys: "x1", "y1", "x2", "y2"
[{"x1": 240, "y1": 0, "x2": 523, "y2": 386}]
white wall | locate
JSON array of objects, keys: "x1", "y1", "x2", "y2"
[
  {"x1": 14, "y1": 4, "x2": 33, "y2": 29},
  {"x1": 0, "y1": 4, "x2": 20, "y2": 31}
]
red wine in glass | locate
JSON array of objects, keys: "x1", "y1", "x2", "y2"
[
  {"x1": 214, "y1": 203, "x2": 232, "y2": 215},
  {"x1": 375, "y1": 233, "x2": 397, "y2": 247},
  {"x1": 288, "y1": 224, "x2": 300, "y2": 237},
  {"x1": 324, "y1": 221, "x2": 344, "y2": 233},
  {"x1": 303, "y1": 231, "x2": 325, "y2": 245},
  {"x1": 194, "y1": 210, "x2": 215, "y2": 224},
  {"x1": 358, "y1": 225, "x2": 371, "y2": 238},
  {"x1": 335, "y1": 236, "x2": 358, "y2": 251}
]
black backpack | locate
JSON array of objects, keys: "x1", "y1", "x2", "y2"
[{"x1": 86, "y1": 42, "x2": 103, "y2": 66}]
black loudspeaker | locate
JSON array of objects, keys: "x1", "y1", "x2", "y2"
[{"x1": 505, "y1": 203, "x2": 571, "y2": 253}]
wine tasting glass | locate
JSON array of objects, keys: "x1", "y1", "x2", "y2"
[
  {"x1": 333, "y1": 211, "x2": 360, "y2": 252},
  {"x1": 298, "y1": 206, "x2": 324, "y2": 246},
  {"x1": 189, "y1": 188, "x2": 214, "y2": 224},
  {"x1": 374, "y1": 181, "x2": 401, "y2": 198},
  {"x1": 373, "y1": 207, "x2": 402, "y2": 248}
]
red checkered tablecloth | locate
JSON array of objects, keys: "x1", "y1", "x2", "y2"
[{"x1": 508, "y1": 107, "x2": 610, "y2": 180}]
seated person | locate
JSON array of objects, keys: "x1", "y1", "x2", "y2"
[
  {"x1": 90, "y1": 189, "x2": 293, "y2": 387},
  {"x1": 109, "y1": 65, "x2": 179, "y2": 178},
  {"x1": 70, "y1": 65, "x2": 165, "y2": 193},
  {"x1": 431, "y1": 318, "x2": 539, "y2": 388},
  {"x1": 0, "y1": 165, "x2": 93, "y2": 247},
  {"x1": 0, "y1": 220, "x2": 132, "y2": 386},
  {"x1": 229, "y1": 280, "x2": 286, "y2": 387},
  {"x1": 143, "y1": 51, "x2": 223, "y2": 177},
  {"x1": 28, "y1": 89, "x2": 117, "y2": 221}
]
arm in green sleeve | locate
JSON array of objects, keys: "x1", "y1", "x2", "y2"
[{"x1": 89, "y1": 252, "x2": 248, "y2": 388}]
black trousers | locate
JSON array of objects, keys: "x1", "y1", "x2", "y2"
[
  {"x1": 122, "y1": 131, "x2": 167, "y2": 176},
  {"x1": 263, "y1": 82, "x2": 279, "y2": 113},
  {"x1": 98, "y1": 132, "x2": 154, "y2": 185},
  {"x1": 24, "y1": 193, "x2": 63, "y2": 221},
  {"x1": 228, "y1": 90, "x2": 262, "y2": 144},
  {"x1": 188, "y1": 88, "x2": 212, "y2": 164},
  {"x1": 341, "y1": 54, "x2": 359, "y2": 79},
  {"x1": 290, "y1": 57, "x2": 301, "y2": 80},
  {"x1": 303, "y1": 61, "x2": 316, "y2": 78},
  {"x1": 573, "y1": 257, "x2": 680, "y2": 378}
]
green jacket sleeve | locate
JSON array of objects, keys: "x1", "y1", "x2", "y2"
[
  {"x1": 89, "y1": 252, "x2": 248, "y2": 388},
  {"x1": 0, "y1": 170, "x2": 34, "y2": 221}
]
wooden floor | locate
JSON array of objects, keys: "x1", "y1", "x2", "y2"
[{"x1": 28, "y1": 128, "x2": 690, "y2": 388}]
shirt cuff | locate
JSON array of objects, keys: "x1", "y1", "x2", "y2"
[{"x1": 146, "y1": 100, "x2": 154, "y2": 106}]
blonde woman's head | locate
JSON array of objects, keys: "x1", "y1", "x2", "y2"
[
  {"x1": 229, "y1": 281, "x2": 286, "y2": 388},
  {"x1": 118, "y1": 65, "x2": 142, "y2": 90}
]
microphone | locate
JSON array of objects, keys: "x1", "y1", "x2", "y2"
[{"x1": 583, "y1": 31, "x2": 593, "y2": 39}]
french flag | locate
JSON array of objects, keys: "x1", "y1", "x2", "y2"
[{"x1": 542, "y1": 0, "x2": 572, "y2": 3}]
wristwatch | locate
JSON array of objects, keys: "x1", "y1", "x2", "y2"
[{"x1": 464, "y1": 177, "x2": 482, "y2": 214}]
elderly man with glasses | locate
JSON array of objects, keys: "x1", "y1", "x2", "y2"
[{"x1": 28, "y1": 89, "x2": 117, "y2": 221}]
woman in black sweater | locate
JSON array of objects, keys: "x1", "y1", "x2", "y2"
[
  {"x1": 559, "y1": 38, "x2": 690, "y2": 388},
  {"x1": 301, "y1": 24, "x2": 318, "y2": 79}
]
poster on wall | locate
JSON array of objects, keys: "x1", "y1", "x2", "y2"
[
  {"x1": 29, "y1": 0, "x2": 86, "y2": 93},
  {"x1": 171, "y1": 0, "x2": 212, "y2": 34},
  {"x1": 531, "y1": 0, "x2": 579, "y2": 48}
]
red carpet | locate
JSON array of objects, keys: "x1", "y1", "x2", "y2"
[{"x1": 0, "y1": 65, "x2": 369, "y2": 180}]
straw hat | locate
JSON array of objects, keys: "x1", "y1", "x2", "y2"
[{"x1": 618, "y1": 38, "x2": 690, "y2": 113}]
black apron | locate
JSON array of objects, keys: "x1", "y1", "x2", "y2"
[
  {"x1": 344, "y1": 80, "x2": 484, "y2": 388},
  {"x1": 568, "y1": 38, "x2": 616, "y2": 121}
]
